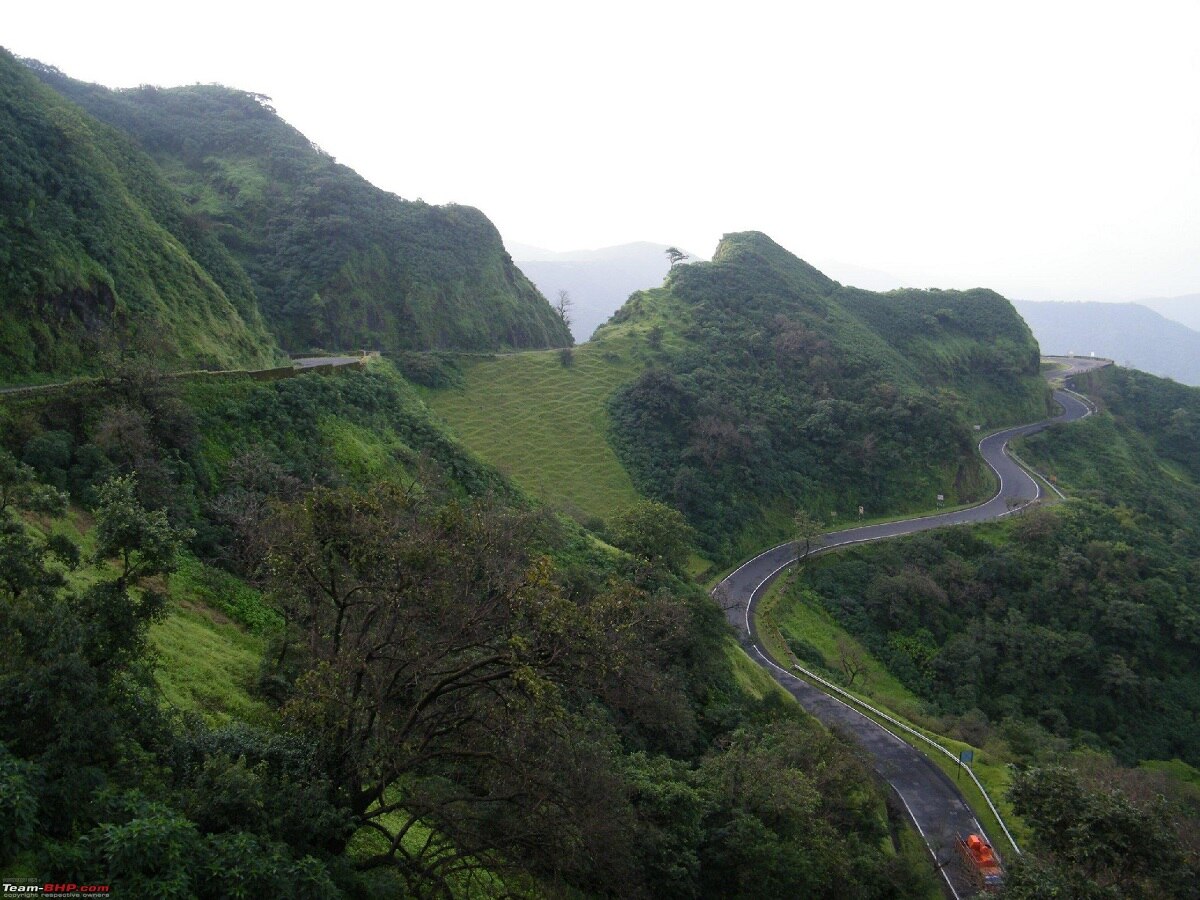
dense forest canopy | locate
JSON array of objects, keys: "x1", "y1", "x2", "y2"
[
  {"x1": 0, "y1": 361, "x2": 935, "y2": 897},
  {"x1": 27, "y1": 62, "x2": 573, "y2": 355},
  {"x1": 0, "y1": 49, "x2": 281, "y2": 376},
  {"x1": 786, "y1": 365, "x2": 1200, "y2": 765},
  {"x1": 602, "y1": 231, "x2": 1047, "y2": 560}
]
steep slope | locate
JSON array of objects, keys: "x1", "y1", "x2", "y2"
[
  {"x1": 426, "y1": 232, "x2": 1046, "y2": 563},
  {"x1": 0, "y1": 49, "x2": 281, "y2": 377},
  {"x1": 780, "y1": 364, "x2": 1200, "y2": 768},
  {"x1": 605, "y1": 232, "x2": 1047, "y2": 559},
  {"x1": 1013, "y1": 299, "x2": 1200, "y2": 386},
  {"x1": 0, "y1": 360, "x2": 936, "y2": 898},
  {"x1": 30, "y1": 62, "x2": 572, "y2": 353}
]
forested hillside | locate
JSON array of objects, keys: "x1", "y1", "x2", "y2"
[
  {"x1": 604, "y1": 232, "x2": 1047, "y2": 559},
  {"x1": 0, "y1": 360, "x2": 935, "y2": 897},
  {"x1": 770, "y1": 364, "x2": 1200, "y2": 896},
  {"x1": 29, "y1": 62, "x2": 573, "y2": 354},
  {"x1": 0, "y1": 49, "x2": 281, "y2": 376}
]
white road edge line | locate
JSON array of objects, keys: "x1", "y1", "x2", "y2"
[
  {"x1": 714, "y1": 393, "x2": 1097, "y2": 866},
  {"x1": 750, "y1": 644, "x2": 965, "y2": 899}
]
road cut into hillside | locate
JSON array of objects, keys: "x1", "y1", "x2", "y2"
[{"x1": 715, "y1": 384, "x2": 1095, "y2": 898}]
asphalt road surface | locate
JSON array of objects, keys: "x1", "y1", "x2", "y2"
[
  {"x1": 714, "y1": 388, "x2": 1094, "y2": 898},
  {"x1": 291, "y1": 355, "x2": 365, "y2": 369}
]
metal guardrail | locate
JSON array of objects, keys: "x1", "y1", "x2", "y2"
[
  {"x1": 777, "y1": 652, "x2": 1022, "y2": 856},
  {"x1": 1007, "y1": 448, "x2": 1066, "y2": 500},
  {"x1": 726, "y1": 393, "x2": 1098, "y2": 861}
]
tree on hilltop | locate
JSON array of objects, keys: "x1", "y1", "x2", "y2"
[{"x1": 554, "y1": 289, "x2": 573, "y2": 331}]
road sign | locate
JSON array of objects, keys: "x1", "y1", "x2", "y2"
[{"x1": 956, "y1": 747, "x2": 974, "y2": 782}]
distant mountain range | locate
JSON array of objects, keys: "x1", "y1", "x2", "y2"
[
  {"x1": 1138, "y1": 294, "x2": 1200, "y2": 332},
  {"x1": 1012, "y1": 300, "x2": 1200, "y2": 386},
  {"x1": 508, "y1": 239, "x2": 1200, "y2": 386}
]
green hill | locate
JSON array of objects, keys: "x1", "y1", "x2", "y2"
[
  {"x1": 29, "y1": 62, "x2": 572, "y2": 354},
  {"x1": 0, "y1": 49, "x2": 281, "y2": 377},
  {"x1": 607, "y1": 232, "x2": 1047, "y2": 558},
  {"x1": 776, "y1": 364, "x2": 1200, "y2": 766},
  {"x1": 426, "y1": 232, "x2": 1047, "y2": 563},
  {"x1": 0, "y1": 359, "x2": 936, "y2": 898}
]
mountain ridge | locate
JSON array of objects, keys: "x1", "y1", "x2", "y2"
[
  {"x1": 24, "y1": 57, "x2": 572, "y2": 356},
  {"x1": 430, "y1": 231, "x2": 1048, "y2": 561},
  {"x1": 1013, "y1": 299, "x2": 1200, "y2": 386},
  {"x1": 0, "y1": 48, "x2": 283, "y2": 376}
]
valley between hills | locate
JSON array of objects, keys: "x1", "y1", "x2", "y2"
[{"x1": 3, "y1": 45, "x2": 1200, "y2": 900}]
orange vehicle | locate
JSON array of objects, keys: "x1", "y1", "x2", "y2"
[{"x1": 956, "y1": 832, "x2": 1004, "y2": 893}]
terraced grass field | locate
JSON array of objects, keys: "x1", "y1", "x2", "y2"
[
  {"x1": 421, "y1": 287, "x2": 696, "y2": 523},
  {"x1": 423, "y1": 346, "x2": 644, "y2": 522}
]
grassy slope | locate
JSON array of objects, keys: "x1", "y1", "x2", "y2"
[
  {"x1": 5, "y1": 362, "x2": 476, "y2": 727},
  {"x1": 30, "y1": 506, "x2": 269, "y2": 725},
  {"x1": 151, "y1": 581, "x2": 269, "y2": 724},
  {"x1": 424, "y1": 347, "x2": 641, "y2": 521},
  {"x1": 422, "y1": 287, "x2": 691, "y2": 522},
  {"x1": 426, "y1": 236, "x2": 1043, "y2": 561}
]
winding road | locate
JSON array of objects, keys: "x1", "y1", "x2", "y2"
[{"x1": 715, "y1": 368, "x2": 1101, "y2": 898}]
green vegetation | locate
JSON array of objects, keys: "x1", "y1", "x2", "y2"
[
  {"x1": 150, "y1": 553, "x2": 281, "y2": 724},
  {"x1": 785, "y1": 500, "x2": 1200, "y2": 766},
  {"x1": 424, "y1": 344, "x2": 646, "y2": 521},
  {"x1": 426, "y1": 234, "x2": 1045, "y2": 565},
  {"x1": 606, "y1": 232, "x2": 1047, "y2": 561},
  {"x1": 762, "y1": 572, "x2": 925, "y2": 719},
  {"x1": 724, "y1": 640, "x2": 794, "y2": 703},
  {"x1": 756, "y1": 573, "x2": 1027, "y2": 854},
  {"x1": 151, "y1": 592, "x2": 269, "y2": 724},
  {"x1": 1021, "y1": 365, "x2": 1200, "y2": 530},
  {"x1": 0, "y1": 357, "x2": 936, "y2": 897},
  {"x1": 608, "y1": 498, "x2": 696, "y2": 575},
  {"x1": 31, "y1": 63, "x2": 572, "y2": 355},
  {"x1": 1004, "y1": 760, "x2": 1200, "y2": 897},
  {"x1": 14, "y1": 45, "x2": 1191, "y2": 891},
  {"x1": 0, "y1": 49, "x2": 281, "y2": 377},
  {"x1": 759, "y1": 364, "x2": 1200, "y2": 894}
]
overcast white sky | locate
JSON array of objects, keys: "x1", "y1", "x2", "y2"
[{"x1": 6, "y1": 0, "x2": 1199, "y2": 301}]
